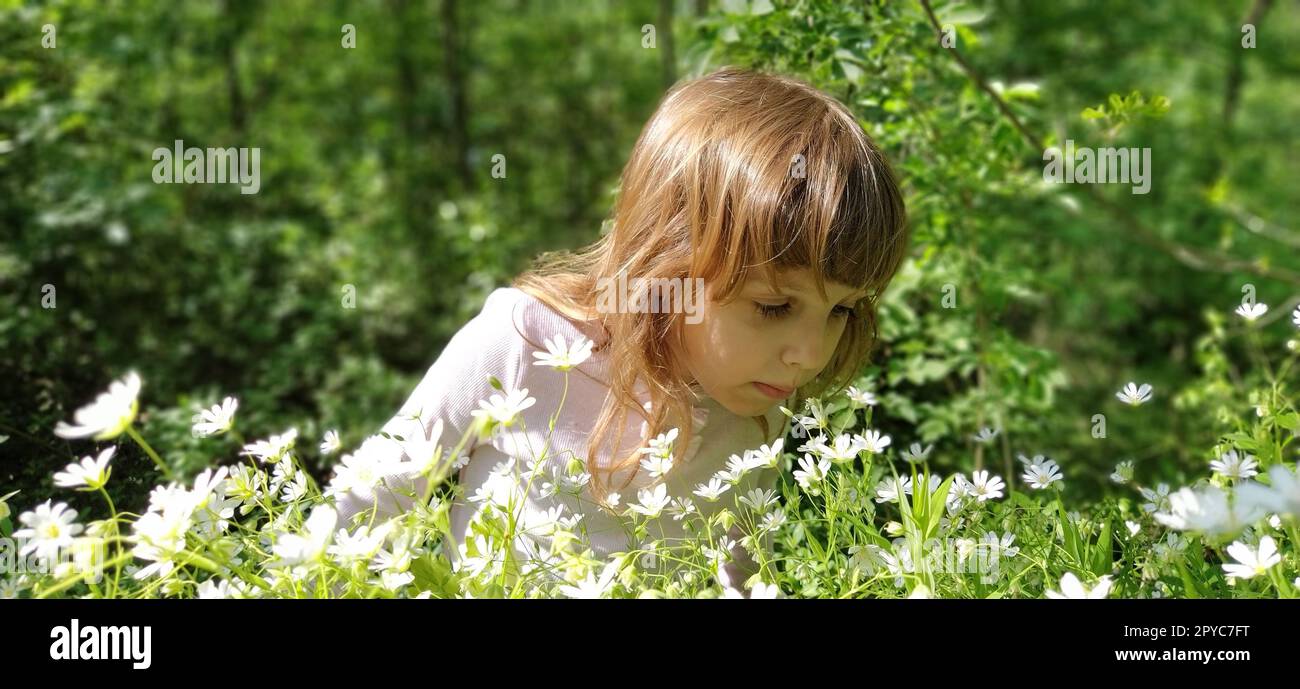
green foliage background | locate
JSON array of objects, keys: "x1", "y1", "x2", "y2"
[{"x1": 2, "y1": 0, "x2": 1298, "y2": 524}]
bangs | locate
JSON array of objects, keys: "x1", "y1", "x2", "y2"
[
  {"x1": 689, "y1": 94, "x2": 907, "y2": 305},
  {"x1": 763, "y1": 146, "x2": 906, "y2": 300}
]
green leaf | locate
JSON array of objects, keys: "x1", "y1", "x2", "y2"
[
  {"x1": 1223, "y1": 431, "x2": 1253, "y2": 445},
  {"x1": 831, "y1": 407, "x2": 857, "y2": 434},
  {"x1": 805, "y1": 524, "x2": 827, "y2": 561},
  {"x1": 1175, "y1": 560, "x2": 1205, "y2": 599},
  {"x1": 939, "y1": 7, "x2": 989, "y2": 25},
  {"x1": 834, "y1": 50, "x2": 865, "y2": 86},
  {"x1": 897, "y1": 468, "x2": 916, "y2": 529},
  {"x1": 409, "y1": 552, "x2": 458, "y2": 597},
  {"x1": 719, "y1": 0, "x2": 748, "y2": 15},
  {"x1": 838, "y1": 60, "x2": 864, "y2": 86},
  {"x1": 925, "y1": 475, "x2": 956, "y2": 539},
  {"x1": 1058, "y1": 503, "x2": 1083, "y2": 566},
  {"x1": 2, "y1": 80, "x2": 35, "y2": 108},
  {"x1": 1002, "y1": 81, "x2": 1041, "y2": 101},
  {"x1": 1091, "y1": 519, "x2": 1112, "y2": 577}
]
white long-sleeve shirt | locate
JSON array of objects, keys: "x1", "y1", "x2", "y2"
[{"x1": 330, "y1": 287, "x2": 785, "y2": 586}]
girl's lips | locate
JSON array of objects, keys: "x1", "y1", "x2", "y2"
[{"x1": 753, "y1": 382, "x2": 792, "y2": 400}]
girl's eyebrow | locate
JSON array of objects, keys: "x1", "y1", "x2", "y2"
[{"x1": 755, "y1": 280, "x2": 867, "y2": 304}]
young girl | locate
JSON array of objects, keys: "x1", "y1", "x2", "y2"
[{"x1": 328, "y1": 66, "x2": 909, "y2": 593}]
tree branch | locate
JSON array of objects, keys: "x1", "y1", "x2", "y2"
[{"x1": 914, "y1": 0, "x2": 1300, "y2": 286}]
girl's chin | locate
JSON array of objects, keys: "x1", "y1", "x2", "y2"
[{"x1": 714, "y1": 392, "x2": 776, "y2": 418}]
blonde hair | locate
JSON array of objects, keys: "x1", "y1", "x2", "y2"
[{"x1": 514, "y1": 66, "x2": 909, "y2": 508}]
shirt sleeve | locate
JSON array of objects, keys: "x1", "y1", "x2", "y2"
[{"x1": 329, "y1": 289, "x2": 529, "y2": 526}]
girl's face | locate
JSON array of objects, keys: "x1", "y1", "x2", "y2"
[{"x1": 680, "y1": 267, "x2": 867, "y2": 417}]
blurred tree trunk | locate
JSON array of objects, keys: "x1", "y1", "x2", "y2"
[
  {"x1": 221, "y1": 0, "x2": 251, "y2": 135},
  {"x1": 659, "y1": 0, "x2": 676, "y2": 89},
  {"x1": 392, "y1": 0, "x2": 423, "y2": 240},
  {"x1": 442, "y1": 0, "x2": 472, "y2": 188},
  {"x1": 1223, "y1": 0, "x2": 1272, "y2": 131}
]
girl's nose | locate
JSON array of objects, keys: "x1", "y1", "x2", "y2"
[{"x1": 781, "y1": 332, "x2": 827, "y2": 373}]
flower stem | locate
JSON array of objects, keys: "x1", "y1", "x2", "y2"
[
  {"x1": 125, "y1": 425, "x2": 174, "y2": 481},
  {"x1": 96, "y1": 485, "x2": 125, "y2": 597}
]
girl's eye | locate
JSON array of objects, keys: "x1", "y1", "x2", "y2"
[
  {"x1": 754, "y1": 302, "x2": 792, "y2": 319},
  {"x1": 754, "y1": 302, "x2": 857, "y2": 320}
]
